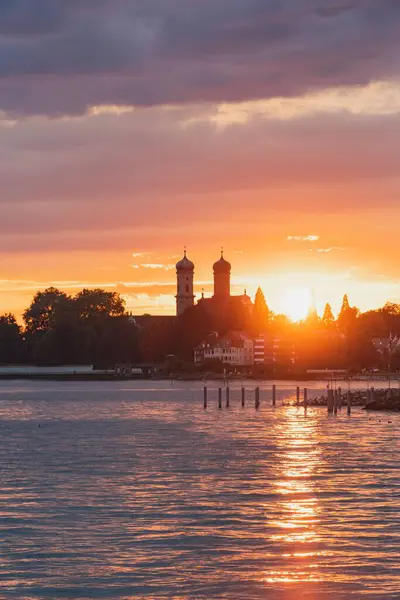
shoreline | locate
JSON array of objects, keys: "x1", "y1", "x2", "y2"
[{"x1": 0, "y1": 372, "x2": 399, "y2": 382}]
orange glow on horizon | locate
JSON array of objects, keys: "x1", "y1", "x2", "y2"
[
  {"x1": 282, "y1": 287, "x2": 313, "y2": 322},
  {"x1": 1, "y1": 230, "x2": 400, "y2": 320}
]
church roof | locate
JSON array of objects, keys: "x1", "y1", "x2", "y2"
[
  {"x1": 176, "y1": 250, "x2": 194, "y2": 271},
  {"x1": 213, "y1": 250, "x2": 231, "y2": 273}
]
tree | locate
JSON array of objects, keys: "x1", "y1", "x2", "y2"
[
  {"x1": 253, "y1": 287, "x2": 270, "y2": 331},
  {"x1": 381, "y1": 303, "x2": 400, "y2": 336},
  {"x1": 32, "y1": 307, "x2": 91, "y2": 365},
  {"x1": 23, "y1": 287, "x2": 70, "y2": 334},
  {"x1": 74, "y1": 289, "x2": 125, "y2": 320},
  {"x1": 322, "y1": 303, "x2": 335, "y2": 328},
  {"x1": 172, "y1": 304, "x2": 215, "y2": 360},
  {"x1": 94, "y1": 316, "x2": 140, "y2": 368},
  {"x1": 139, "y1": 318, "x2": 175, "y2": 362},
  {"x1": 271, "y1": 313, "x2": 291, "y2": 331},
  {"x1": 340, "y1": 294, "x2": 350, "y2": 313},
  {"x1": 345, "y1": 327, "x2": 378, "y2": 371},
  {"x1": 382, "y1": 302, "x2": 400, "y2": 316},
  {"x1": 0, "y1": 314, "x2": 26, "y2": 363},
  {"x1": 22, "y1": 287, "x2": 126, "y2": 365},
  {"x1": 337, "y1": 294, "x2": 359, "y2": 334}
]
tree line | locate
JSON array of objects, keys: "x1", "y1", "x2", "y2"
[
  {"x1": 0, "y1": 287, "x2": 139, "y2": 367},
  {"x1": 252, "y1": 289, "x2": 400, "y2": 372},
  {"x1": 1, "y1": 285, "x2": 400, "y2": 372}
]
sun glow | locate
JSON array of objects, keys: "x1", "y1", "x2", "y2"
[{"x1": 283, "y1": 286, "x2": 312, "y2": 322}]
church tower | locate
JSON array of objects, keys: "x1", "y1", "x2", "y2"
[
  {"x1": 176, "y1": 249, "x2": 195, "y2": 316},
  {"x1": 213, "y1": 249, "x2": 231, "y2": 299}
]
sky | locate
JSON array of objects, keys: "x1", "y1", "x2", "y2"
[{"x1": 1, "y1": 0, "x2": 400, "y2": 319}]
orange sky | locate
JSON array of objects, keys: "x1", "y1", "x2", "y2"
[
  {"x1": 1, "y1": 4, "x2": 400, "y2": 320},
  {"x1": 1, "y1": 183, "x2": 400, "y2": 320}
]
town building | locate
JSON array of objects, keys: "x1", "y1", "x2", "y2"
[
  {"x1": 194, "y1": 331, "x2": 254, "y2": 366},
  {"x1": 253, "y1": 332, "x2": 296, "y2": 368}
]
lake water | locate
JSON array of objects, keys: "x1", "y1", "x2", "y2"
[{"x1": 0, "y1": 380, "x2": 399, "y2": 600}]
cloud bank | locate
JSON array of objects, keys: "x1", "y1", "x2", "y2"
[{"x1": 0, "y1": 1, "x2": 400, "y2": 116}]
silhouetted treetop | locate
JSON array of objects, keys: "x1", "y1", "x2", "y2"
[
  {"x1": 74, "y1": 289, "x2": 125, "y2": 319},
  {"x1": 253, "y1": 287, "x2": 270, "y2": 330},
  {"x1": 340, "y1": 294, "x2": 350, "y2": 313},
  {"x1": 322, "y1": 302, "x2": 335, "y2": 327},
  {"x1": 382, "y1": 302, "x2": 400, "y2": 316},
  {"x1": 23, "y1": 287, "x2": 71, "y2": 334},
  {"x1": 338, "y1": 293, "x2": 359, "y2": 333},
  {"x1": 0, "y1": 313, "x2": 25, "y2": 363}
]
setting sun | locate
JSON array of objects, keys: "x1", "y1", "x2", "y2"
[{"x1": 283, "y1": 287, "x2": 312, "y2": 322}]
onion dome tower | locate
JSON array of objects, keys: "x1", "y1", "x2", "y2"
[
  {"x1": 176, "y1": 248, "x2": 195, "y2": 316},
  {"x1": 213, "y1": 248, "x2": 231, "y2": 299}
]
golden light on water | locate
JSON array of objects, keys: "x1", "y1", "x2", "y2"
[{"x1": 265, "y1": 409, "x2": 324, "y2": 584}]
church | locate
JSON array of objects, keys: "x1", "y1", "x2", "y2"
[{"x1": 175, "y1": 249, "x2": 253, "y2": 316}]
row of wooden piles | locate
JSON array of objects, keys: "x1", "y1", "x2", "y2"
[{"x1": 203, "y1": 385, "x2": 352, "y2": 415}]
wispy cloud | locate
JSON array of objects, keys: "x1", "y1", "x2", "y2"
[
  {"x1": 287, "y1": 235, "x2": 320, "y2": 242},
  {"x1": 313, "y1": 247, "x2": 345, "y2": 253},
  {"x1": 133, "y1": 263, "x2": 175, "y2": 271}
]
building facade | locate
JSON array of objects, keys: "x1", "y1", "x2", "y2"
[
  {"x1": 195, "y1": 332, "x2": 254, "y2": 366},
  {"x1": 254, "y1": 332, "x2": 296, "y2": 368}
]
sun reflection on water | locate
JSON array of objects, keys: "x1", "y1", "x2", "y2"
[{"x1": 264, "y1": 409, "x2": 324, "y2": 584}]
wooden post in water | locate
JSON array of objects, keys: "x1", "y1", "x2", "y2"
[
  {"x1": 255, "y1": 387, "x2": 260, "y2": 409},
  {"x1": 203, "y1": 386, "x2": 208, "y2": 409},
  {"x1": 327, "y1": 389, "x2": 334, "y2": 413},
  {"x1": 338, "y1": 387, "x2": 342, "y2": 409},
  {"x1": 370, "y1": 387, "x2": 375, "y2": 406},
  {"x1": 226, "y1": 386, "x2": 230, "y2": 408},
  {"x1": 347, "y1": 390, "x2": 351, "y2": 415},
  {"x1": 366, "y1": 388, "x2": 371, "y2": 407},
  {"x1": 241, "y1": 386, "x2": 245, "y2": 408},
  {"x1": 272, "y1": 384, "x2": 276, "y2": 406},
  {"x1": 218, "y1": 388, "x2": 222, "y2": 409},
  {"x1": 334, "y1": 389, "x2": 338, "y2": 414},
  {"x1": 304, "y1": 388, "x2": 308, "y2": 409},
  {"x1": 296, "y1": 386, "x2": 300, "y2": 405}
]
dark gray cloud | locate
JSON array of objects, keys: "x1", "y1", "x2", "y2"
[{"x1": 0, "y1": 0, "x2": 399, "y2": 116}]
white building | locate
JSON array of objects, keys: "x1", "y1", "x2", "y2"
[{"x1": 195, "y1": 332, "x2": 254, "y2": 366}]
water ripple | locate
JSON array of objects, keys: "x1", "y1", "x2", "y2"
[{"x1": 0, "y1": 380, "x2": 398, "y2": 599}]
